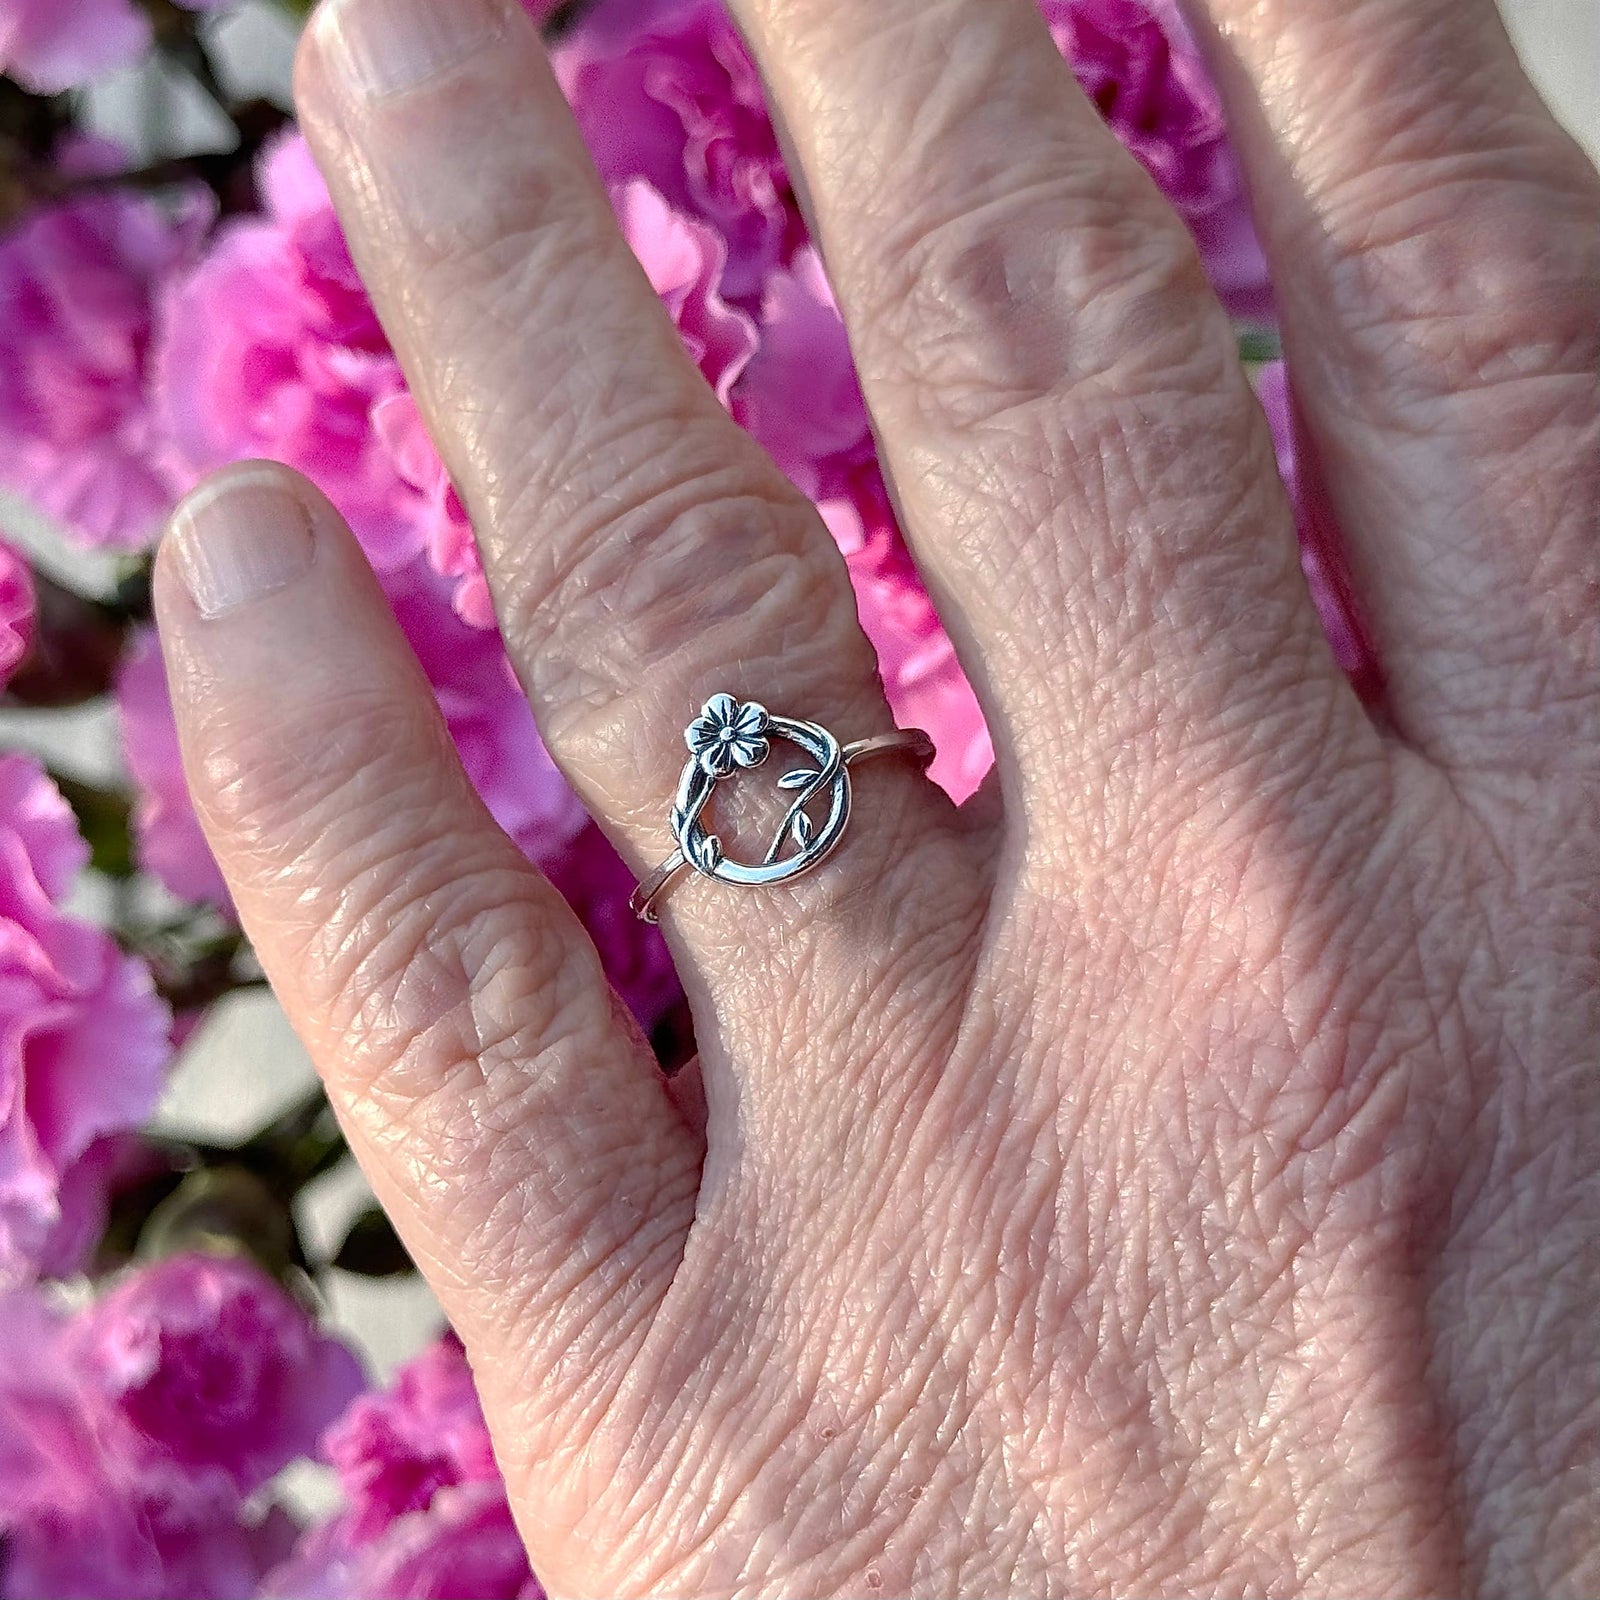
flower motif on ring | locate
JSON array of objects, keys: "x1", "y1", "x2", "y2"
[{"x1": 686, "y1": 693, "x2": 771, "y2": 778}]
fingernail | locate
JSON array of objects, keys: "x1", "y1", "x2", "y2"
[
  {"x1": 169, "y1": 470, "x2": 315, "y2": 619},
  {"x1": 316, "y1": 0, "x2": 509, "y2": 100}
]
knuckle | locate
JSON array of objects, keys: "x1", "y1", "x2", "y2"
[
  {"x1": 1308, "y1": 125, "x2": 1600, "y2": 400},
  {"x1": 190, "y1": 684, "x2": 455, "y2": 876},
  {"x1": 501, "y1": 464, "x2": 874, "y2": 812},
  {"x1": 866, "y1": 166, "x2": 1222, "y2": 433},
  {"x1": 423, "y1": 219, "x2": 634, "y2": 492},
  {"x1": 323, "y1": 871, "x2": 593, "y2": 1120},
  {"x1": 805, "y1": 0, "x2": 1231, "y2": 435},
  {"x1": 316, "y1": 870, "x2": 635, "y2": 1286},
  {"x1": 912, "y1": 347, "x2": 1285, "y2": 709}
]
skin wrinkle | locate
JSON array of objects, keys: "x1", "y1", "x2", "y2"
[
  {"x1": 136, "y1": 0, "x2": 1600, "y2": 1593},
  {"x1": 298, "y1": 42, "x2": 991, "y2": 1030},
  {"x1": 1191, "y1": 0, "x2": 1599, "y2": 790}
]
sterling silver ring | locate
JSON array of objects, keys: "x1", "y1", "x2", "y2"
[{"x1": 628, "y1": 693, "x2": 935, "y2": 924}]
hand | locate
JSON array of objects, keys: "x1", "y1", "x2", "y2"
[{"x1": 153, "y1": 0, "x2": 1597, "y2": 1593}]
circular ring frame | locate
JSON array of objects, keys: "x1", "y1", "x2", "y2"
[{"x1": 629, "y1": 702, "x2": 934, "y2": 924}]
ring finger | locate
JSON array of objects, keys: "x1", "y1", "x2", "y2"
[{"x1": 295, "y1": 0, "x2": 984, "y2": 1081}]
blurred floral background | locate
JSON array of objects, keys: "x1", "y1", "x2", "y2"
[{"x1": 0, "y1": 1, "x2": 1591, "y2": 1596}]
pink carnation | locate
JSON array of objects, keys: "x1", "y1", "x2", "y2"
[
  {"x1": 614, "y1": 178, "x2": 758, "y2": 405},
  {"x1": 1255, "y1": 361, "x2": 1376, "y2": 688},
  {"x1": 0, "y1": 181, "x2": 209, "y2": 550},
  {"x1": 115, "y1": 628, "x2": 233, "y2": 907},
  {"x1": 1043, "y1": 0, "x2": 1270, "y2": 318},
  {"x1": 732, "y1": 246, "x2": 871, "y2": 504},
  {"x1": 371, "y1": 393, "x2": 495, "y2": 631},
  {"x1": 544, "y1": 823, "x2": 680, "y2": 1028},
  {"x1": 323, "y1": 1334, "x2": 498, "y2": 1538},
  {"x1": 0, "y1": 755, "x2": 171, "y2": 1282},
  {"x1": 262, "y1": 1335, "x2": 543, "y2": 1600},
  {"x1": 0, "y1": 1284, "x2": 299, "y2": 1600},
  {"x1": 821, "y1": 483, "x2": 993, "y2": 802},
  {"x1": 264, "y1": 1484, "x2": 540, "y2": 1600},
  {"x1": 0, "y1": 539, "x2": 34, "y2": 689},
  {"x1": 68, "y1": 1251, "x2": 366, "y2": 1496},
  {"x1": 0, "y1": 0, "x2": 150, "y2": 94},
  {"x1": 156, "y1": 132, "x2": 419, "y2": 572},
  {"x1": 558, "y1": 0, "x2": 800, "y2": 301}
]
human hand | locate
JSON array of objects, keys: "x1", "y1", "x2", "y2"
[{"x1": 153, "y1": 0, "x2": 1597, "y2": 1593}]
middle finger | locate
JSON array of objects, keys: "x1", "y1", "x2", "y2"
[{"x1": 730, "y1": 0, "x2": 1370, "y2": 866}]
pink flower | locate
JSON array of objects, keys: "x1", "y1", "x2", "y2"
[
  {"x1": 821, "y1": 483, "x2": 993, "y2": 803},
  {"x1": 544, "y1": 823, "x2": 680, "y2": 1027},
  {"x1": 34, "y1": 1132, "x2": 153, "y2": 1280},
  {"x1": 0, "y1": 1286, "x2": 297, "y2": 1600},
  {"x1": 115, "y1": 628, "x2": 232, "y2": 907},
  {"x1": 558, "y1": 0, "x2": 800, "y2": 300},
  {"x1": 0, "y1": 0, "x2": 150, "y2": 94},
  {"x1": 156, "y1": 132, "x2": 419, "y2": 573},
  {"x1": 0, "y1": 539, "x2": 33, "y2": 690},
  {"x1": 371, "y1": 393, "x2": 495, "y2": 631},
  {"x1": 262, "y1": 1335, "x2": 543, "y2": 1600},
  {"x1": 1255, "y1": 360, "x2": 1376, "y2": 688},
  {"x1": 0, "y1": 181, "x2": 209, "y2": 550},
  {"x1": 264, "y1": 1484, "x2": 539, "y2": 1600},
  {"x1": 0, "y1": 755, "x2": 171, "y2": 1282},
  {"x1": 322, "y1": 1335, "x2": 497, "y2": 1538},
  {"x1": 613, "y1": 178, "x2": 758, "y2": 405},
  {"x1": 732, "y1": 246, "x2": 872, "y2": 503},
  {"x1": 383, "y1": 562, "x2": 590, "y2": 870},
  {"x1": 68, "y1": 1251, "x2": 366, "y2": 1496},
  {"x1": 1042, "y1": 0, "x2": 1270, "y2": 318}
]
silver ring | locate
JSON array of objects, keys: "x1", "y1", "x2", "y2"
[{"x1": 629, "y1": 693, "x2": 935, "y2": 924}]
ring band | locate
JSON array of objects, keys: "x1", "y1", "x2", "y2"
[{"x1": 629, "y1": 694, "x2": 935, "y2": 924}]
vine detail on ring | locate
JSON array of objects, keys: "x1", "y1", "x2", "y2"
[{"x1": 672, "y1": 694, "x2": 854, "y2": 887}]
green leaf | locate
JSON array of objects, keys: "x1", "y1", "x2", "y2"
[
  {"x1": 50, "y1": 773, "x2": 135, "y2": 879},
  {"x1": 95, "y1": 1162, "x2": 187, "y2": 1270},
  {"x1": 1236, "y1": 325, "x2": 1282, "y2": 365},
  {"x1": 332, "y1": 1207, "x2": 415, "y2": 1277},
  {"x1": 137, "y1": 1166, "x2": 302, "y2": 1278}
]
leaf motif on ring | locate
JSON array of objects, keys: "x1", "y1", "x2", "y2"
[
  {"x1": 687, "y1": 831, "x2": 724, "y2": 876},
  {"x1": 670, "y1": 699, "x2": 849, "y2": 887}
]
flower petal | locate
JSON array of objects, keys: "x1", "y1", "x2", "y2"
[
  {"x1": 698, "y1": 742, "x2": 736, "y2": 778},
  {"x1": 703, "y1": 692, "x2": 739, "y2": 727},
  {"x1": 685, "y1": 713, "x2": 722, "y2": 755},
  {"x1": 733, "y1": 700, "x2": 769, "y2": 736},
  {"x1": 732, "y1": 735, "x2": 769, "y2": 770}
]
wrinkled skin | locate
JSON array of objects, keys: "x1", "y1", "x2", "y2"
[{"x1": 154, "y1": 0, "x2": 1597, "y2": 1594}]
